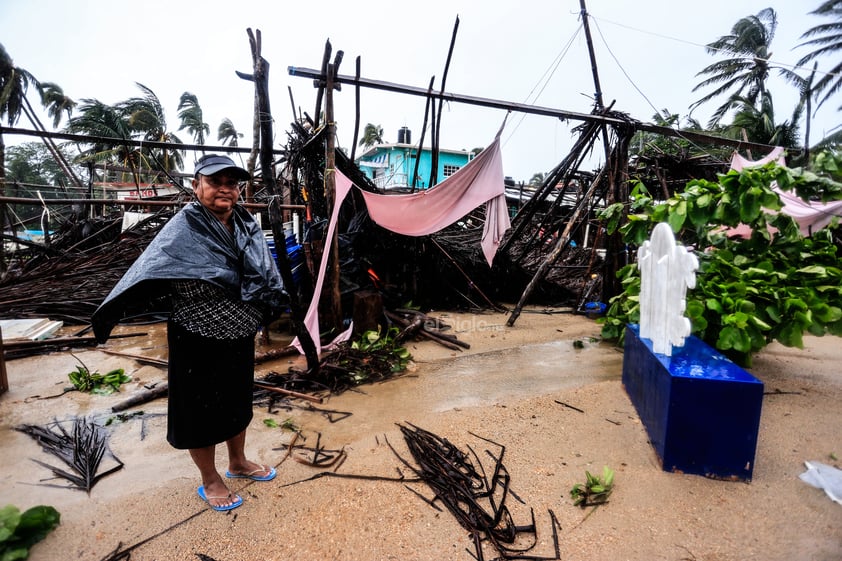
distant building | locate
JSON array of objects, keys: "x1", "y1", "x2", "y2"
[{"x1": 355, "y1": 127, "x2": 474, "y2": 191}]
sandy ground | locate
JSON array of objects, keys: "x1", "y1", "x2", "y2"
[{"x1": 1, "y1": 306, "x2": 841, "y2": 561}]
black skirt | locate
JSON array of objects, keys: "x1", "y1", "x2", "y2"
[{"x1": 166, "y1": 320, "x2": 256, "y2": 449}]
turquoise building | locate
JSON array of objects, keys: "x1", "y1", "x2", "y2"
[{"x1": 355, "y1": 127, "x2": 474, "y2": 191}]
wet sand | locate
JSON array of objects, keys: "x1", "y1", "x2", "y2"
[{"x1": 1, "y1": 307, "x2": 840, "y2": 561}]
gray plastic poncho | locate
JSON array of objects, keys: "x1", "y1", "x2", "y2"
[{"x1": 91, "y1": 202, "x2": 286, "y2": 343}]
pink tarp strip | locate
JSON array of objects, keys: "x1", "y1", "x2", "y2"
[
  {"x1": 730, "y1": 148, "x2": 842, "y2": 236},
  {"x1": 292, "y1": 172, "x2": 355, "y2": 356}
]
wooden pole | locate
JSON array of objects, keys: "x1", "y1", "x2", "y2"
[
  {"x1": 0, "y1": 126, "x2": 284, "y2": 156},
  {"x1": 411, "y1": 76, "x2": 435, "y2": 192},
  {"x1": 578, "y1": 0, "x2": 613, "y2": 166},
  {"x1": 237, "y1": 28, "x2": 320, "y2": 372},
  {"x1": 431, "y1": 16, "x2": 460, "y2": 187},
  {"x1": 0, "y1": 195, "x2": 303, "y2": 210},
  {"x1": 579, "y1": 0, "x2": 604, "y2": 110},
  {"x1": 313, "y1": 40, "x2": 332, "y2": 130},
  {"x1": 350, "y1": 56, "x2": 361, "y2": 162},
  {"x1": 324, "y1": 58, "x2": 343, "y2": 335}
]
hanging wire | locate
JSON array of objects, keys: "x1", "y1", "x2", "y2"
[
  {"x1": 588, "y1": 15, "x2": 730, "y2": 164},
  {"x1": 588, "y1": 13, "x2": 841, "y2": 81},
  {"x1": 503, "y1": 23, "x2": 584, "y2": 148}
]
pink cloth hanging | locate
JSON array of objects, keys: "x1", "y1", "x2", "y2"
[
  {"x1": 358, "y1": 131, "x2": 510, "y2": 265},
  {"x1": 293, "y1": 130, "x2": 510, "y2": 357}
]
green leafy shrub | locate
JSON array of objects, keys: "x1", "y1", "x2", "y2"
[
  {"x1": 599, "y1": 155, "x2": 842, "y2": 367},
  {"x1": 0, "y1": 504, "x2": 60, "y2": 560}
]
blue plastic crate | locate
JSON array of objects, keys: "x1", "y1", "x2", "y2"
[{"x1": 622, "y1": 324, "x2": 764, "y2": 481}]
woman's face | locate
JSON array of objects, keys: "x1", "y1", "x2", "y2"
[{"x1": 193, "y1": 173, "x2": 242, "y2": 219}]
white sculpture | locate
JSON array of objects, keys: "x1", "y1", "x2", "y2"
[{"x1": 638, "y1": 222, "x2": 699, "y2": 356}]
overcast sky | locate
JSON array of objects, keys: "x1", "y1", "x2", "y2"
[{"x1": 0, "y1": 0, "x2": 834, "y2": 181}]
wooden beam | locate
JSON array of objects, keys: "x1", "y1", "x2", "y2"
[
  {"x1": 0, "y1": 195, "x2": 305, "y2": 211},
  {"x1": 287, "y1": 66, "x2": 786, "y2": 154},
  {"x1": 0, "y1": 126, "x2": 286, "y2": 156}
]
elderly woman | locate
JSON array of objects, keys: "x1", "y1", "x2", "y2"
[{"x1": 92, "y1": 154, "x2": 287, "y2": 511}]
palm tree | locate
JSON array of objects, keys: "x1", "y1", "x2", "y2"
[
  {"x1": 796, "y1": 0, "x2": 842, "y2": 111},
  {"x1": 358, "y1": 123, "x2": 384, "y2": 150},
  {"x1": 65, "y1": 84, "x2": 184, "y2": 188},
  {"x1": 0, "y1": 43, "x2": 38, "y2": 275},
  {"x1": 28, "y1": 82, "x2": 82, "y2": 189},
  {"x1": 0, "y1": 44, "x2": 37, "y2": 168},
  {"x1": 218, "y1": 118, "x2": 243, "y2": 148},
  {"x1": 177, "y1": 92, "x2": 209, "y2": 146},
  {"x1": 65, "y1": 97, "x2": 139, "y2": 172},
  {"x1": 529, "y1": 172, "x2": 545, "y2": 188},
  {"x1": 780, "y1": 62, "x2": 819, "y2": 159},
  {"x1": 723, "y1": 91, "x2": 801, "y2": 148},
  {"x1": 37, "y1": 82, "x2": 75, "y2": 128},
  {"x1": 118, "y1": 83, "x2": 183, "y2": 176},
  {"x1": 690, "y1": 8, "x2": 778, "y2": 127}
]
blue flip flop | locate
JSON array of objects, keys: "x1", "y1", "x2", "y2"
[
  {"x1": 197, "y1": 485, "x2": 243, "y2": 512},
  {"x1": 225, "y1": 465, "x2": 276, "y2": 482}
]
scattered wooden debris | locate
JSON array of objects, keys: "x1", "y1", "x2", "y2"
[
  {"x1": 387, "y1": 309, "x2": 470, "y2": 351},
  {"x1": 111, "y1": 383, "x2": 169, "y2": 412},
  {"x1": 290, "y1": 433, "x2": 347, "y2": 471},
  {"x1": 2, "y1": 332, "x2": 146, "y2": 360},
  {"x1": 393, "y1": 423, "x2": 560, "y2": 560}
]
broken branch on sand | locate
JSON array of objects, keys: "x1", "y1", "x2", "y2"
[{"x1": 385, "y1": 309, "x2": 470, "y2": 351}]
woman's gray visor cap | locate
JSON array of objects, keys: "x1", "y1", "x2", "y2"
[{"x1": 193, "y1": 155, "x2": 250, "y2": 180}]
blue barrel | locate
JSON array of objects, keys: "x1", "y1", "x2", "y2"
[{"x1": 266, "y1": 233, "x2": 304, "y2": 286}]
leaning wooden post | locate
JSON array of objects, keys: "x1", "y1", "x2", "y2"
[
  {"x1": 507, "y1": 166, "x2": 606, "y2": 326},
  {"x1": 237, "y1": 28, "x2": 320, "y2": 372},
  {"x1": 0, "y1": 150, "x2": 7, "y2": 277},
  {"x1": 0, "y1": 327, "x2": 8, "y2": 394},
  {"x1": 323, "y1": 57, "x2": 343, "y2": 335}
]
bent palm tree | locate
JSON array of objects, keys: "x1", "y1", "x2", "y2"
[
  {"x1": 780, "y1": 62, "x2": 819, "y2": 158},
  {"x1": 37, "y1": 82, "x2": 76, "y2": 128},
  {"x1": 177, "y1": 92, "x2": 209, "y2": 146},
  {"x1": 65, "y1": 98, "x2": 140, "y2": 174},
  {"x1": 358, "y1": 123, "x2": 384, "y2": 150},
  {"x1": 0, "y1": 43, "x2": 38, "y2": 275},
  {"x1": 119, "y1": 83, "x2": 183, "y2": 176},
  {"x1": 796, "y1": 0, "x2": 842, "y2": 111},
  {"x1": 690, "y1": 7, "x2": 778, "y2": 127},
  {"x1": 30, "y1": 82, "x2": 81, "y2": 188},
  {"x1": 218, "y1": 118, "x2": 243, "y2": 148}
]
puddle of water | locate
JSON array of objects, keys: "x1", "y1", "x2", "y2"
[{"x1": 299, "y1": 339, "x2": 622, "y2": 441}]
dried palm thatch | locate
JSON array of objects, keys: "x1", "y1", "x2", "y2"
[
  {"x1": 15, "y1": 416, "x2": 124, "y2": 492},
  {"x1": 0, "y1": 210, "x2": 173, "y2": 324}
]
